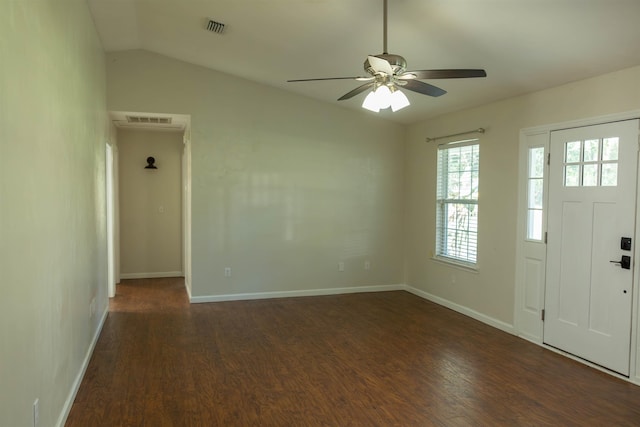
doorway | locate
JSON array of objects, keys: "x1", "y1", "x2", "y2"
[
  {"x1": 105, "y1": 111, "x2": 192, "y2": 297},
  {"x1": 543, "y1": 119, "x2": 639, "y2": 376}
]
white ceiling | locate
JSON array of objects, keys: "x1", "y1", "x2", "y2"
[{"x1": 89, "y1": 0, "x2": 640, "y2": 125}]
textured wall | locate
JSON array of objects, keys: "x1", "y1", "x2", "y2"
[
  {"x1": 106, "y1": 50, "x2": 406, "y2": 298},
  {"x1": 0, "y1": 1, "x2": 108, "y2": 426},
  {"x1": 118, "y1": 129, "x2": 183, "y2": 277}
]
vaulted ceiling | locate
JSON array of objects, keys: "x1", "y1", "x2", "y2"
[{"x1": 89, "y1": 0, "x2": 640, "y2": 124}]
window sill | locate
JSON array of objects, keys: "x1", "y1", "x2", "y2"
[{"x1": 431, "y1": 256, "x2": 479, "y2": 273}]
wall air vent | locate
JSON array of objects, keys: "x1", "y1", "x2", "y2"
[
  {"x1": 206, "y1": 19, "x2": 225, "y2": 34},
  {"x1": 126, "y1": 116, "x2": 172, "y2": 124}
]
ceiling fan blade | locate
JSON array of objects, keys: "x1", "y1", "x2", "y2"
[
  {"x1": 402, "y1": 80, "x2": 447, "y2": 97},
  {"x1": 338, "y1": 82, "x2": 375, "y2": 101},
  {"x1": 400, "y1": 69, "x2": 487, "y2": 80},
  {"x1": 288, "y1": 77, "x2": 366, "y2": 82},
  {"x1": 367, "y1": 55, "x2": 394, "y2": 75}
]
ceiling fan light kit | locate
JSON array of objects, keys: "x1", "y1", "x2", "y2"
[
  {"x1": 362, "y1": 85, "x2": 410, "y2": 112},
  {"x1": 287, "y1": 0, "x2": 487, "y2": 113},
  {"x1": 362, "y1": 91, "x2": 380, "y2": 112},
  {"x1": 389, "y1": 88, "x2": 410, "y2": 112}
]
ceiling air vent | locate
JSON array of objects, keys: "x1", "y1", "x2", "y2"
[
  {"x1": 206, "y1": 19, "x2": 225, "y2": 34},
  {"x1": 126, "y1": 116, "x2": 172, "y2": 124}
]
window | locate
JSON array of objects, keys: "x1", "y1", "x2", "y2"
[
  {"x1": 436, "y1": 140, "x2": 479, "y2": 265},
  {"x1": 564, "y1": 137, "x2": 618, "y2": 187},
  {"x1": 527, "y1": 147, "x2": 544, "y2": 241}
]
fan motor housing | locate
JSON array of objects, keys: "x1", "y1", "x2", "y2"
[{"x1": 365, "y1": 53, "x2": 407, "y2": 75}]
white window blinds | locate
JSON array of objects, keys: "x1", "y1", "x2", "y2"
[{"x1": 436, "y1": 140, "x2": 479, "y2": 265}]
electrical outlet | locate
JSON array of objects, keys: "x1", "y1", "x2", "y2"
[
  {"x1": 224, "y1": 267, "x2": 232, "y2": 277},
  {"x1": 364, "y1": 260, "x2": 371, "y2": 270},
  {"x1": 338, "y1": 262, "x2": 345, "y2": 272},
  {"x1": 33, "y1": 398, "x2": 39, "y2": 427}
]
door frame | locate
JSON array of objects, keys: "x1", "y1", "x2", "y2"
[
  {"x1": 515, "y1": 110, "x2": 640, "y2": 384},
  {"x1": 106, "y1": 142, "x2": 117, "y2": 298},
  {"x1": 106, "y1": 111, "x2": 192, "y2": 295},
  {"x1": 182, "y1": 128, "x2": 193, "y2": 298}
]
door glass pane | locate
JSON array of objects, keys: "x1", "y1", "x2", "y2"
[
  {"x1": 529, "y1": 147, "x2": 544, "y2": 178},
  {"x1": 583, "y1": 164, "x2": 598, "y2": 186},
  {"x1": 565, "y1": 165, "x2": 580, "y2": 186},
  {"x1": 602, "y1": 163, "x2": 618, "y2": 186},
  {"x1": 527, "y1": 209, "x2": 543, "y2": 241},
  {"x1": 528, "y1": 178, "x2": 543, "y2": 209},
  {"x1": 565, "y1": 141, "x2": 581, "y2": 163},
  {"x1": 603, "y1": 137, "x2": 619, "y2": 161},
  {"x1": 584, "y1": 139, "x2": 599, "y2": 162},
  {"x1": 526, "y1": 147, "x2": 544, "y2": 241}
]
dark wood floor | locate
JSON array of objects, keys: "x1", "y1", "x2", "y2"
[{"x1": 66, "y1": 278, "x2": 640, "y2": 426}]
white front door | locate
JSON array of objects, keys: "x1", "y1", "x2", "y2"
[{"x1": 544, "y1": 119, "x2": 638, "y2": 376}]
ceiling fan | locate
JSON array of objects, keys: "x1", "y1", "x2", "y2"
[{"x1": 287, "y1": 0, "x2": 487, "y2": 112}]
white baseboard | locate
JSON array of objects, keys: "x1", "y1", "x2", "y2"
[
  {"x1": 406, "y1": 286, "x2": 515, "y2": 335},
  {"x1": 190, "y1": 284, "x2": 514, "y2": 338},
  {"x1": 190, "y1": 284, "x2": 405, "y2": 303},
  {"x1": 56, "y1": 306, "x2": 109, "y2": 427},
  {"x1": 120, "y1": 271, "x2": 183, "y2": 279}
]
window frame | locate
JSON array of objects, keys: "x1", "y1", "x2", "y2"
[
  {"x1": 435, "y1": 139, "x2": 480, "y2": 268},
  {"x1": 526, "y1": 146, "x2": 545, "y2": 242},
  {"x1": 562, "y1": 137, "x2": 619, "y2": 188}
]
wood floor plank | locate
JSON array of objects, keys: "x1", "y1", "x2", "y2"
[{"x1": 66, "y1": 278, "x2": 640, "y2": 426}]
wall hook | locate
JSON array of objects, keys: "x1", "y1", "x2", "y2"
[{"x1": 145, "y1": 156, "x2": 157, "y2": 169}]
